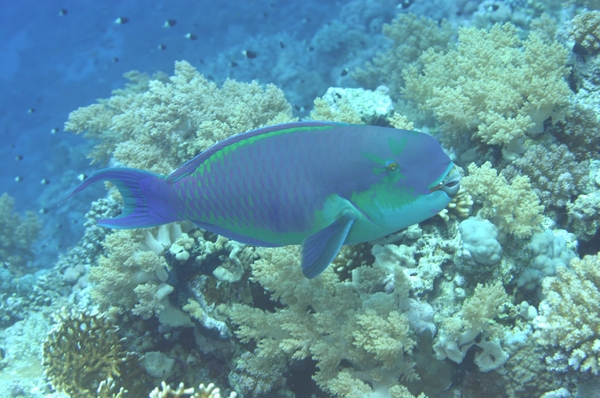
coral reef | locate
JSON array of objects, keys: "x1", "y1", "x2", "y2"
[
  {"x1": 0, "y1": 193, "x2": 41, "y2": 270},
  {"x1": 534, "y1": 253, "x2": 600, "y2": 375},
  {"x1": 403, "y1": 22, "x2": 571, "y2": 149},
  {"x1": 569, "y1": 11, "x2": 600, "y2": 54},
  {"x1": 65, "y1": 61, "x2": 294, "y2": 173},
  {"x1": 89, "y1": 223, "x2": 196, "y2": 325},
  {"x1": 310, "y1": 86, "x2": 393, "y2": 124},
  {"x1": 433, "y1": 281, "x2": 514, "y2": 372},
  {"x1": 503, "y1": 142, "x2": 589, "y2": 210},
  {"x1": 149, "y1": 381, "x2": 237, "y2": 398},
  {"x1": 42, "y1": 309, "x2": 133, "y2": 397},
  {"x1": 458, "y1": 218, "x2": 503, "y2": 266},
  {"x1": 228, "y1": 246, "x2": 419, "y2": 397},
  {"x1": 461, "y1": 162, "x2": 544, "y2": 239},
  {"x1": 352, "y1": 13, "x2": 454, "y2": 100},
  {"x1": 516, "y1": 230, "x2": 576, "y2": 293}
]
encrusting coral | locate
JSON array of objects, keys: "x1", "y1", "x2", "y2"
[
  {"x1": 402, "y1": 22, "x2": 571, "y2": 149},
  {"x1": 65, "y1": 61, "x2": 294, "y2": 174},
  {"x1": 534, "y1": 252, "x2": 600, "y2": 375}
]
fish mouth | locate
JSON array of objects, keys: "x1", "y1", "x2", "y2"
[{"x1": 430, "y1": 166, "x2": 461, "y2": 198}]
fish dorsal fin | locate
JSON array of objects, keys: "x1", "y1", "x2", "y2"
[
  {"x1": 166, "y1": 121, "x2": 346, "y2": 183},
  {"x1": 301, "y1": 212, "x2": 356, "y2": 279}
]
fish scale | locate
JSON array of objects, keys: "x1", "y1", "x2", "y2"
[{"x1": 62, "y1": 121, "x2": 460, "y2": 278}]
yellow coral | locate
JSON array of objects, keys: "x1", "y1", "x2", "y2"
[
  {"x1": 461, "y1": 281, "x2": 510, "y2": 333},
  {"x1": 352, "y1": 13, "x2": 454, "y2": 100},
  {"x1": 535, "y1": 253, "x2": 600, "y2": 375},
  {"x1": 42, "y1": 310, "x2": 128, "y2": 398},
  {"x1": 388, "y1": 113, "x2": 415, "y2": 130},
  {"x1": 90, "y1": 229, "x2": 172, "y2": 318},
  {"x1": 229, "y1": 246, "x2": 418, "y2": 397},
  {"x1": 65, "y1": 61, "x2": 294, "y2": 173},
  {"x1": 461, "y1": 162, "x2": 544, "y2": 239},
  {"x1": 309, "y1": 96, "x2": 363, "y2": 123},
  {"x1": 403, "y1": 23, "x2": 571, "y2": 148},
  {"x1": 569, "y1": 11, "x2": 600, "y2": 53}
]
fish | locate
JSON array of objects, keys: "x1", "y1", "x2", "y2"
[{"x1": 62, "y1": 122, "x2": 460, "y2": 278}]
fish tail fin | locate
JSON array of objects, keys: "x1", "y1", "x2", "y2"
[{"x1": 61, "y1": 168, "x2": 179, "y2": 229}]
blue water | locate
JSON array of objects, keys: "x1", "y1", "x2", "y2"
[{"x1": 0, "y1": 0, "x2": 348, "y2": 257}]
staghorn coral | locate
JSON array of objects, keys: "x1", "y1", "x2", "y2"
[
  {"x1": 534, "y1": 253, "x2": 600, "y2": 375},
  {"x1": 65, "y1": 61, "x2": 294, "y2": 174},
  {"x1": 42, "y1": 309, "x2": 129, "y2": 398},
  {"x1": 403, "y1": 22, "x2": 571, "y2": 149},
  {"x1": 569, "y1": 11, "x2": 600, "y2": 54},
  {"x1": 228, "y1": 246, "x2": 419, "y2": 397},
  {"x1": 461, "y1": 162, "x2": 544, "y2": 239},
  {"x1": 0, "y1": 193, "x2": 41, "y2": 269}
]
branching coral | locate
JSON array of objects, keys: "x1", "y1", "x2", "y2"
[
  {"x1": 352, "y1": 13, "x2": 454, "y2": 100},
  {"x1": 433, "y1": 281, "x2": 513, "y2": 372},
  {"x1": 567, "y1": 191, "x2": 600, "y2": 240},
  {"x1": 228, "y1": 246, "x2": 418, "y2": 397},
  {"x1": 89, "y1": 224, "x2": 188, "y2": 321},
  {"x1": 149, "y1": 381, "x2": 237, "y2": 398},
  {"x1": 0, "y1": 193, "x2": 41, "y2": 269},
  {"x1": 503, "y1": 142, "x2": 589, "y2": 209},
  {"x1": 461, "y1": 162, "x2": 544, "y2": 239},
  {"x1": 65, "y1": 61, "x2": 294, "y2": 174},
  {"x1": 42, "y1": 309, "x2": 129, "y2": 398},
  {"x1": 534, "y1": 253, "x2": 600, "y2": 375},
  {"x1": 569, "y1": 11, "x2": 600, "y2": 54},
  {"x1": 403, "y1": 22, "x2": 571, "y2": 149}
]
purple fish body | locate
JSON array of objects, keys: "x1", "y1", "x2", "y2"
[{"x1": 64, "y1": 122, "x2": 460, "y2": 278}]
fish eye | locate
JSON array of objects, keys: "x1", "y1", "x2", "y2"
[{"x1": 385, "y1": 160, "x2": 398, "y2": 172}]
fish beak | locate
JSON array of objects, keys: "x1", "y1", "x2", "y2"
[{"x1": 430, "y1": 167, "x2": 461, "y2": 198}]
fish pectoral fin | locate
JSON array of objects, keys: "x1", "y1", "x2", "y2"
[{"x1": 301, "y1": 212, "x2": 356, "y2": 279}]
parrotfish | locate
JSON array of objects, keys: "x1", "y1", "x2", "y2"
[{"x1": 63, "y1": 122, "x2": 460, "y2": 278}]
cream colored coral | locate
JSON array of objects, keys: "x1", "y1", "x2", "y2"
[
  {"x1": 229, "y1": 246, "x2": 418, "y2": 396},
  {"x1": 403, "y1": 22, "x2": 570, "y2": 148},
  {"x1": 65, "y1": 61, "x2": 294, "y2": 173},
  {"x1": 388, "y1": 112, "x2": 415, "y2": 130},
  {"x1": 90, "y1": 229, "x2": 172, "y2": 318},
  {"x1": 149, "y1": 381, "x2": 237, "y2": 398},
  {"x1": 569, "y1": 11, "x2": 600, "y2": 53},
  {"x1": 310, "y1": 96, "x2": 362, "y2": 123},
  {"x1": 461, "y1": 161, "x2": 544, "y2": 239},
  {"x1": 535, "y1": 253, "x2": 600, "y2": 375}
]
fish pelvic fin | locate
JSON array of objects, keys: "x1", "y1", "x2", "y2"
[
  {"x1": 61, "y1": 168, "x2": 177, "y2": 229},
  {"x1": 301, "y1": 212, "x2": 356, "y2": 279}
]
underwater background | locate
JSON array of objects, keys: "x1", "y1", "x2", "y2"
[{"x1": 1, "y1": 0, "x2": 600, "y2": 397}]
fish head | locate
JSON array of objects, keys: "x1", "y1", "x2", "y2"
[{"x1": 350, "y1": 129, "x2": 461, "y2": 233}]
